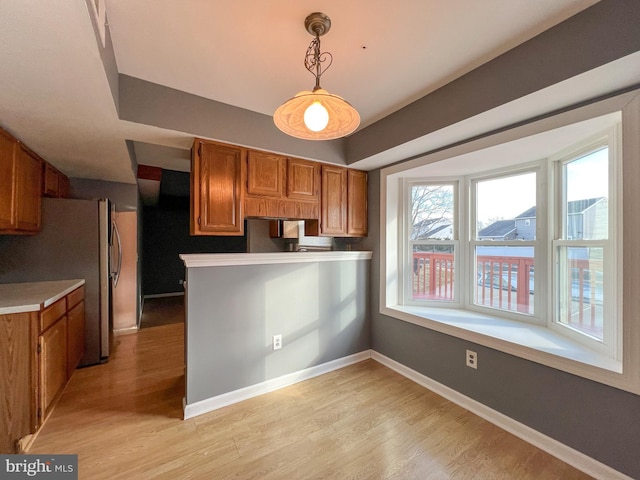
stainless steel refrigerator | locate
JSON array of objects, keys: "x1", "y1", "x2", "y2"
[{"x1": 0, "y1": 197, "x2": 122, "y2": 366}]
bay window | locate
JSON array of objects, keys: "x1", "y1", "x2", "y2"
[{"x1": 381, "y1": 91, "x2": 640, "y2": 394}]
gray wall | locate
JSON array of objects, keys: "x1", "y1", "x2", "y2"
[
  {"x1": 185, "y1": 259, "x2": 371, "y2": 404},
  {"x1": 363, "y1": 167, "x2": 640, "y2": 478},
  {"x1": 70, "y1": 178, "x2": 138, "y2": 212}
]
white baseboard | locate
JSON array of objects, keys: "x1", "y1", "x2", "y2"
[
  {"x1": 370, "y1": 351, "x2": 632, "y2": 480},
  {"x1": 144, "y1": 292, "x2": 184, "y2": 299},
  {"x1": 183, "y1": 350, "x2": 372, "y2": 420}
]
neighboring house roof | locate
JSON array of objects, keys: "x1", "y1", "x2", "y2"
[
  {"x1": 424, "y1": 223, "x2": 450, "y2": 237},
  {"x1": 511, "y1": 197, "x2": 605, "y2": 220},
  {"x1": 413, "y1": 219, "x2": 453, "y2": 240},
  {"x1": 568, "y1": 197, "x2": 604, "y2": 214},
  {"x1": 515, "y1": 206, "x2": 536, "y2": 219},
  {"x1": 478, "y1": 220, "x2": 516, "y2": 238}
]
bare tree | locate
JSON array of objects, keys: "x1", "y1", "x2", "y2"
[{"x1": 411, "y1": 185, "x2": 454, "y2": 240}]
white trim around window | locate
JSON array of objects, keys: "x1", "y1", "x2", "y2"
[{"x1": 380, "y1": 89, "x2": 640, "y2": 395}]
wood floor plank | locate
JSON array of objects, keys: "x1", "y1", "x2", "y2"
[{"x1": 29, "y1": 322, "x2": 592, "y2": 479}]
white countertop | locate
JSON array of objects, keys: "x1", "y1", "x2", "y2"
[
  {"x1": 180, "y1": 251, "x2": 373, "y2": 268},
  {"x1": 0, "y1": 279, "x2": 85, "y2": 315}
]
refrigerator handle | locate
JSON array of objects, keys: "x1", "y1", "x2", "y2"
[{"x1": 112, "y1": 220, "x2": 123, "y2": 287}]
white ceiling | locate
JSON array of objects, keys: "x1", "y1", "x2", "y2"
[
  {"x1": 107, "y1": 0, "x2": 600, "y2": 128},
  {"x1": 0, "y1": 0, "x2": 625, "y2": 185}
]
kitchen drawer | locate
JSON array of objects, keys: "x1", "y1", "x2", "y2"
[
  {"x1": 66, "y1": 286, "x2": 84, "y2": 310},
  {"x1": 40, "y1": 298, "x2": 65, "y2": 333}
]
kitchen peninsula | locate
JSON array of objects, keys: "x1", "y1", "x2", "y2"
[{"x1": 180, "y1": 251, "x2": 372, "y2": 419}]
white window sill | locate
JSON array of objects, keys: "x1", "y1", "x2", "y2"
[{"x1": 382, "y1": 304, "x2": 623, "y2": 380}]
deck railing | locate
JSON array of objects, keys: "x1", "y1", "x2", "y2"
[{"x1": 412, "y1": 253, "x2": 602, "y2": 336}]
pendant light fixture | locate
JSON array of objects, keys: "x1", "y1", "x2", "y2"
[{"x1": 273, "y1": 12, "x2": 360, "y2": 141}]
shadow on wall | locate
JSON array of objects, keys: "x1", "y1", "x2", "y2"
[{"x1": 185, "y1": 259, "x2": 370, "y2": 404}]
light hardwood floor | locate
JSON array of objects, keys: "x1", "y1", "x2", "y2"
[{"x1": 30, "y1": 322, "x2": 592, "y2": 479}]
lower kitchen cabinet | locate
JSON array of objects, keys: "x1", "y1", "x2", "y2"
[
  {"x1": 39, "y1": 317, "x2": 68, "y2": 419},
  {"x1": 0, "y1": 312, "x2": 37, "y2": 454},
  {"x1": 0, "y1": 284, "x2": 85, "y2": 453},
  {"x1": 66, "y1": 299, "x2": 85, "y2": 378}
]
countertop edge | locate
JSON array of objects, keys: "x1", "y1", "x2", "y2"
[
  {"x1": 0, "y1": 279, "x2": 86, "y2": 315},
  {"x1": 180, "y1": 251, "x2": 373, "y2": 268},
  {"x1": 43, "y1": 279, "x2": 86, "y2": 308}
]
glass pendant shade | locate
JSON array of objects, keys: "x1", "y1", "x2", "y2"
[{"x1": 274, "y1": 88, "x2": 360, "y2": 141}]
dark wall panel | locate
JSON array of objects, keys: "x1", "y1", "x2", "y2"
[{"x1": 142, "y1": 202, "x2": 246, "y2": 296}]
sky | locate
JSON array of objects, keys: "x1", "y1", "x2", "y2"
[{"x1": 476, "y1": 147, "x2": 608, "y2": 225}]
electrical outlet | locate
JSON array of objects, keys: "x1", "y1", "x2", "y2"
[
  {"x1": 466, "y1": 349, "x2": 478, "y2": 369},
  {"x1": 273, "y1": 334, "x2": 282, "y2": 350}
]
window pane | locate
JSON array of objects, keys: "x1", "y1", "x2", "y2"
[
  {"x1": 412, "y1": 245, "x2": 455, "y2": 301},
  {"x1": 476, "y1": 172, "x2": 536, "y2": 240},
  {"x1": 411, "y1": 185, "x2": 454, "y2": 240},
  {"x1": 564, "y1": 148, "x2": 608, "y2": 240},
  {"x1": 557, "y1": 246, "x2": 604, "y2": 341},
  {"x1": 475, "y1": 245, "x2": 534, "y2": 315}
]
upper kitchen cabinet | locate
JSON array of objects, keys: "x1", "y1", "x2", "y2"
[
  {"x1": 189, "y1": 138, "x2": 364, "y2": 237},
  {"x1": 287, "y1": 157, "x2": 320, "y2": 202},
  {"x1": 246, "y1": 150, "x2": 285, "y2": 197},
  {"x1": 319, "y1": 164, "x2": 348, "y2": 236},
  {"x1": 191, "y1": 139, "x2": 245, "y2": 236},
  {"x1": 0, "y1": 128, "x2": 42, "y2": 234},
  {"x1": 42, "y1": 161, "x2": 70, "y2": 199},
  {"x1": 15, "y1": 147, "x2": 42, "y2": 232},
  {"x1": 244, "y1": 152, "x2": 319, "y2": 220},
  {"x1": 346, "y1": 169, "x2": 368, "y2": 236},
  {"x1": 0, "y1": 129, "x2": 18, "y2": 230},
  {"x1": 306, "y1": 165, "x2": 368, "y2": 237}
]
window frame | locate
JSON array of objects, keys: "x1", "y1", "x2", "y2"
[
  {"x1": 467, "y1": 165, "x2": 543, "y2": 324},
  {"x1": 548, "y1": 133, "x2": 621, "y2": 359},
  {"x1": 379, "y1": 90, "x2": 640, "y2": 395},
  {"x1": 404, "y1": 179, "x2": 460, "y2": 308}
]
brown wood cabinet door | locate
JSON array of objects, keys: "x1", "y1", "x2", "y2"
[
  {"x1": 247, "y1": 150, "x2": 285, "y2": 197},
  {"x1": 0, "y1": 313, "x2": 36, "y2": 453},
  {"x1": 67, "y1": 301, "x2": 85, "y2": 378},
  {"x1": 58, "y1": 173, "x2": 70, "y2": 198},
  {"x1": 191, "y1": 140, "x2": 244, "y2": 235},
  {"x1": 287, "y1": 158, "x2": 319, "y2": 201},
  {"x1": 0, "y1": 131, "x2": 17, "y2": 230},
  {"x1": 15, "y1": 147, "x2": 41, "y2": 232},
  {"x1": 39, "y1": 317, "x2": 68, "y2": 418},
  {"x1": 347, "y1": 169, "x2": 368, "y2": 236},
  {"x1": 42, "y1": 162, "x2": 59, "y2": 197},
  {"x1": 320, "y1": 165, "x2": 347, "y2": 235}
]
